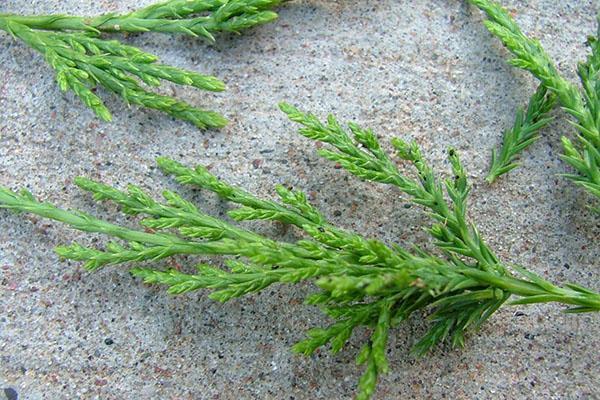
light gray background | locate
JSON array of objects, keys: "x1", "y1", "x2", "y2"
[{"x1": 0, "y1": 1, "x2": 599, "y2": 399}]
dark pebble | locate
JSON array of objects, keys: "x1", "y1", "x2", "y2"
[
  {"x1": 104, "y1": 338, "x2": 114, "y2": 345},
  {"x1": 333, "y1": 210, "x2": 342, "y2": 217},
  {"x1": 3, "y1": 388, "x2": 18, "y2": 400}
]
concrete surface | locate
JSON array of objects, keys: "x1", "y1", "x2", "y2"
[{"x1": 0, "y1": 1, "x2": 599, "y2": 399}]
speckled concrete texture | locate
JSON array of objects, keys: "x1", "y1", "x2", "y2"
[{"x1": 0, "y1": 1, "x2": 599, "y2": 399}]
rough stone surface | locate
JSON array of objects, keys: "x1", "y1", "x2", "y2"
[{"x1": 0, "y1": 1, "x2": 599, "y2": 399}]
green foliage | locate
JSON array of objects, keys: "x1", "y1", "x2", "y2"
[
  {"x1": 0, "y1": 0, "x2": 281, "y2": 128},
  {"x1": 487, "y1": 84, "x2": 556, "y2": 183},
  {"x1": 470, "y1": 0, "x2": 600, "y2": 209},
  {"x1": 1, "y1": 106, "x2": 599, "y2": 399}
]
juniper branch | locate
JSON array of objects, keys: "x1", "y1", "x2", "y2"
[
  {"x1": 0, "y1": 0, "x2": 281, "y2": 127},
  {"x1": 279, "y1": 102, "x2": 503, "y2": 273},
  {"x1": 469, "y1": 0, "x2": 600, "y2": 208},
  {"x1": 0, "y1": 1, "x2": 280, "y2": 40},
  {"x1": 1, "y1": 107, "x2": 598, "y2": 399}
]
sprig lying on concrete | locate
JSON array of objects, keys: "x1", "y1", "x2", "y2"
[
  {"x1": 1, "y1": 105, "x2": 598, "y2": 399},
  {"x1": 471, "y1": 0, "x2": 600, "y2": 209},
  {"x1": 0, "y1": 0, "x2": 281, "y2": 128}
]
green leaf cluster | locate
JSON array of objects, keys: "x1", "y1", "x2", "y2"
[
  {"x1": 1, "y1": 105, "x2": 598, "y2": 399},
  {"x1": 471, "y1": 0, "x2": 600, "y2": 208},
  {"x1": 0, "y1": 0, "x2": 281, "y2": 128}
]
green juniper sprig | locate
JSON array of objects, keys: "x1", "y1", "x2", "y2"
[
  {"x1": 0, "y1": 0, "x2": 281, "y2": 128},
  {"x1": 486, "y1": 84, "x2": 556, "y2": 183},
  {"x1": 1, "y1": 105, "x2": 598, "y2": 399},
  {"x1": 0, "y1": 0, "x2": 281, "y2": 40},
  {"x1": 469, "y1": 0, "x2": 600, "y2": 208}
]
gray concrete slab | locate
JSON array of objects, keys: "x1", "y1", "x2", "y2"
[{"x1": 0, "y1": 1, "x2": 598, "y2": 399}]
